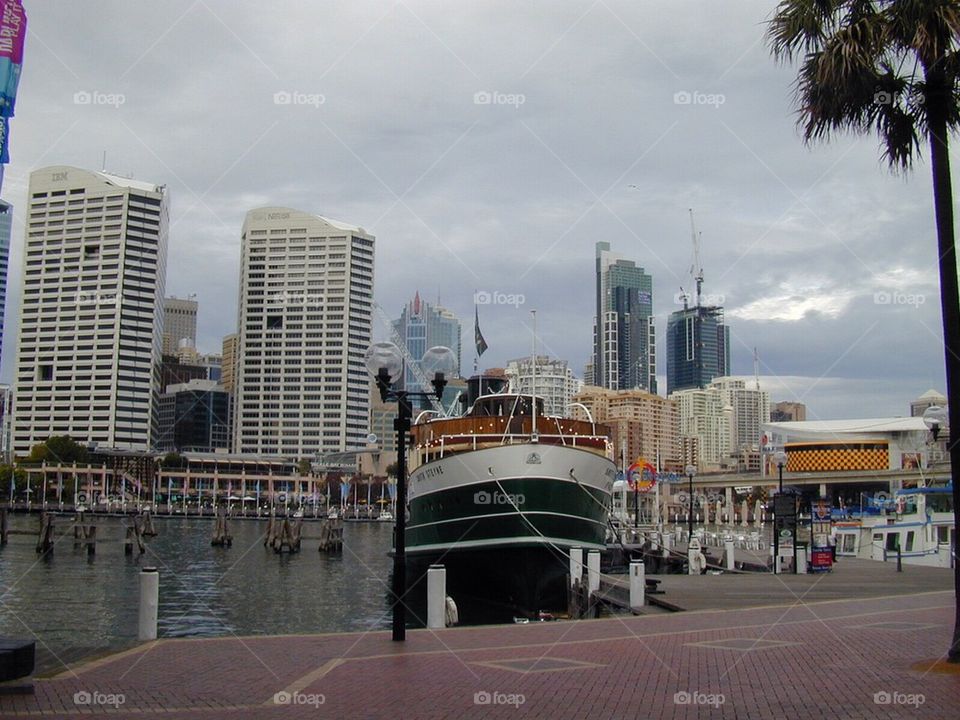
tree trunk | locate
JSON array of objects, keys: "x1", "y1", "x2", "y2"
[{"x1": 924, "y1": 64, "x2": 960, "y2": 663}]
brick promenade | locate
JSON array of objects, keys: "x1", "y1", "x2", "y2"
[{"x1": 1, "y1": 589, "x2": 958, "y2": 719}]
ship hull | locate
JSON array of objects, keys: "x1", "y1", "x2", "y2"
[{"x1": 404, "y1": 442, "x2": 616, "y2": 622}]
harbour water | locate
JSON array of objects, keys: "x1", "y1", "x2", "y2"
[{"x1": 0, "y1": 515, "x2": 393, "y2": 673}]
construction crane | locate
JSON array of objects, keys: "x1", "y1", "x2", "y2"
[
  {"x1": 372, "y1": 302, "x2": 445, "y2": 414},
  {"x1": 689, "y1": 208, "x2": 704, "y2": 308}
]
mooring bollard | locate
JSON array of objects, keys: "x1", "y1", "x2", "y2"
[
  {"x1": 662, "y1": 532, "x2": 671, "y2": 557},
  {"x1": 139, "y1": 567, "x2": 159, "y2": 641},
  {"x1": 569, "y1": 547, "x2": 583, "y2": 588},
  {"x1": 427, "y1": 564, "x2": 446, "y2": 629},
  {"x1": 725, "y1": 539, "x2": 735, "y2": 571},
  {"x1": 587, "y1": 550, "x2": 600, "y2": 594},
  {"x1": 629, "y1": 560, "x2": 645, "y2": 611}
]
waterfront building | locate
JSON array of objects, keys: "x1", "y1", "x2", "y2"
[
  {"x1": 505, "y1": 355, "x2": 581, "y2": 416},
  {"x1": 392, "y1": 291, "x2": 462, "y2": 392},
  {"x1": 763, "y1": 417, "x2": 933, "y2": 472},
  {"x1": 665, "y1": 303, "x2": 729, "y2": 395},
  {"x1": 233, "y1": 207, "x2": 374, "y2": 464},
  {"x1": 156, "y1": 379, "x2": 230, "y2": 453},
  {"x1": 162, "y1": 296, "x2": 198, "y2": 356},
  {"x1": 592, "y1": 242, "x2": 656, "y2": 393},
  {"x1": 571, "y1": 386, "x2": 681, "y2": 469},
  {"x1": 12, "y1": 166, "x2": 167, "y2": 454},
  {"x1": 0, "y1": 199, "x2": 12, "y2": 369},
  {"x1": 0, "y1": 383, "x2": 12, "y2": 462},
  {"x1": 771, "y1": 400, "x2": 807, "y2": 422}
]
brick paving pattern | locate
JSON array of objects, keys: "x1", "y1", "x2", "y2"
[{"x1": 1, "y1": 591, "x2": 957, "y2": 719}]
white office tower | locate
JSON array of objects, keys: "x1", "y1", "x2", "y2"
[
  {"x1": 162, "y1": 296, "x2": 198, "y2": 355},
  {"x1": 13, "y1": 166, "x2": 168, "y2": 453},
  {"x1": 234, "y1": 207, "x2": 374, "y2": 463}
]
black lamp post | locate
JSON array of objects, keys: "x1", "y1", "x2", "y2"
[
  {"x1": 685, "y1": 464, "x2": 697, "y2": 540},
  {"x1": 365, "y1": 342, "x2": 455, "y2": 642},
  {"x1": 773, "y1": 451, "x2": 787, "y2": 574}
]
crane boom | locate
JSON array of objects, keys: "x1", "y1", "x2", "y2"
[{"x1": 689, "y1": 208, "x2": 703, "y2": 307}]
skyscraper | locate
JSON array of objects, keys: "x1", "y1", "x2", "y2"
[
  {"x1": 233, "y1": 207, "x2": 374, "y2": 462},
  {"x1": 593, "y1": 242, "x2": 656, "y2": 393},
  {"x1": 392, "y1": 291, "x2": 461, "y2": 390},
  {"x1": 12, "y1": 166, "x2": 168, "y2": 453},
  {"x1": 0, "y1": 199, "x2": 12, "y2": 369},
  {"x1": 665, "y1": 303, "x2": 730, "y2": 394},
  {"x1": 162, "y1": 296, "x2": 198, "y2": 356}
]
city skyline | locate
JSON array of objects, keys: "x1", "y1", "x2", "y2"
[{"x1": 0, "y1": 1, "x2": 951, "y2": 423}]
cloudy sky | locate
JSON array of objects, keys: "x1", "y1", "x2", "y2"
[{"x1": 0, "y1": 0, "x2": 953, "y2": 420}]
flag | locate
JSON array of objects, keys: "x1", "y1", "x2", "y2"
[{"x1": 474, "y1": 305, "x2": 488, "y2": 357}]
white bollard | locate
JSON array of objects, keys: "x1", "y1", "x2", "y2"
[
  {"x1": 138, "y1": 567, "x2": 159, "y2": 641},
  {"x1": 725, "y1": 540, "x2": 735, "y2": 571},
  {"x1": 427, "y1": 564, "x2": 446, "y2": 629},
  {"x1": 687, "y1": 539, "x2": 702, "y2": 576},
  {"x1": 796, "y1": 546, "x2": 807, "y2": 574},
  {"x1": 629, "y1": 560, "x2": 645, "y2": 610},
  {"x1": 569, "y1": 547, "x2": 583, "y2": 588},
  {"x1": 662, "y1": 532, "x2": 672, "y2": 557},
  {"x1": 587, "y1": 551, "x2": 600, "y2": 594}
]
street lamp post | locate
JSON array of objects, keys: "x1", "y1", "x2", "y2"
[
  {"x1": 365, "y1": 342, "x2": 455, "y2": 642},
  {"x1": 773, "y1": 451, "x2": 787, "y2": 574},
  {"x1": 685, "y1": 464, "x2": 697, "y2": 541}
]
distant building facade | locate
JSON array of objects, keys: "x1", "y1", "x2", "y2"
[
  {"x1": 505, "y1": 355, "x2": 581, "y2": 416},
  {"x1": 665, "y1": 304, "x2": 729, "y2": 395},
  {"x1": 392, "y1": 291, "x2": 462, "y2": 391},
  {"x1": 156, "y1": 379, "x2": 230, "y2": 453},
  {"x1": 910, "y1": 389, "x2": 947, "y2": 418},
  {"x1": 771, "y1": 401, "x2": 807, "y2": 422},
  {"x1": 13, "y1": 166, "x2": 168, "y2": 454},
  {"x1": 162, "y1": 296, "x2": 198, "y2": 356},
  {"x1": 221, "y1": 333, "x2": 238, "y2": 395},
  {"x1": 672, "y1": 385, "x2": 732, "y2": 471},
  {"x1": 571, "y1": 386, "x2": 681, "y2": 469},
  {"x1": 593, "y1": 242, "x2": 656, "y2": 393}
]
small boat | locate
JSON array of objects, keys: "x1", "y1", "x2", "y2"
[
  {"x1": 378, "y1": 510, "x2": 394, "y2": 522},
  {"x1": 327, "y1": 507, "x2": 339, "y2": 520},
  {"x1": 293, "y1": 508, "x2": 304, "y2": 518}
]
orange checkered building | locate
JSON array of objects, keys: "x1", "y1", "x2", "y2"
[{"x1": 785, "y1": 441, "x2": 889, "y2": 473}]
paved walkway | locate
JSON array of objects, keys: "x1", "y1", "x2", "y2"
[{"x1": 2, "y1": 589, "x2": 958, "y2": 719}]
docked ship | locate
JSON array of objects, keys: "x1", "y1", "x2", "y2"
[{"x1": 405, "y1": 376, "x2": 617, "y2": 622}]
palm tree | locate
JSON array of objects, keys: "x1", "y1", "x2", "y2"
[{"x1": 768, "y1": 1, "x2": 960, "y2": 662}]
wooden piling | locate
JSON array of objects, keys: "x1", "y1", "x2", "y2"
[
  {"x1": 211, "y1": 509, "x2": 232, "y2": 547},
  {"x1": 35, "y1": 513, "x2": 55, "y2": 555},
  {"x1": 1, "y1": 507, "x2": 8, "y2": 546},
  {"x1": 86, "y1": 525, "x2": 97, "y2": 556},
  {"x1": 316, "y1": 518, "x2": 343, "y2": 552}
]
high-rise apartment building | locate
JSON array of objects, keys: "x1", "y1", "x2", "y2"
[
  {"x1": 571, "y1": 386, "x2": 681, "y2": 469},
  {"x1": 162, "y1": 296, "x2": 197, "y2": 356},
  {"x1": 13, "y1": 166, "x2": 167, "y2": 453},
  {"x1": 233, "y1": 207, "x2": 374, "y2": 462},
  {"x1": 593, "y1": 242, "x2": 656, "y2": 393},
  {"x1": 711, "y1": 377, "x2": 769, "y2": 453},
  {"x1": 505, "y1": 355, "x2": 581, "y2": 416},
  {"x1": 665, "y1": 303, "x2": 729, "y2": 394},
  {"x1": 392, "y1": 291, "x2": 461, "y2": 391},
  {"x1": 672, "y1": 386, "x2": 732, "y2": 470},
  {"x1": 0, "y1": 199, "x2": 12, "y2": 369}
]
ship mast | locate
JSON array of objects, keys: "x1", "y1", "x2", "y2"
[{"x1": 530, "y1": 309, "x2": 538, "y2": 439}]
